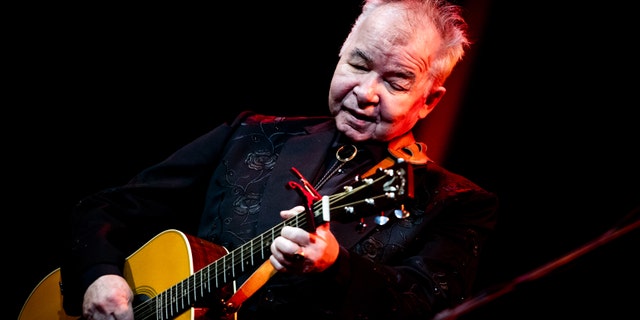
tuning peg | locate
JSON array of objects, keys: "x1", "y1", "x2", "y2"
[
  {"x1": 394, "y1": 204, "x2": 410, "y2": 219},
  {"x1": 374, "y1": 213, "x2": 390, "y2": 225}
]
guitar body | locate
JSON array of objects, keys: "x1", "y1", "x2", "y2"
[
  {"x1": 19, "y1": 229, "x2": 233, "y2": 320},
  {"x1": 19, "y1": 268, "x2": 76, "y2": 320}
]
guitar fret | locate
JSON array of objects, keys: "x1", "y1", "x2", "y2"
[
  {"x1": 200, "y1": 267, "x2": 205, "y2": 297},
  {"x1": 174, "y1": 281, "x2": 179, "y2": 313},
  {"x1": 164, "y1": 288, "x2": 169, "y2": 319},
  {"x1": 165, "y1": 291, "x2": 169, "y2": 319},
  {"x1": 185, "y1": 276, "x2": 190, "y2": 308},
  {"x1": 240, "y1": 244, "x2": 245, "y2": 272},
  {"x1": 265, "y1": 231, "x2": 269, "y2": 258},
  {"x1": 156, "y1": 292, "x2": 162, "y2": 319},
  {"x1": 222, "y1": 256, "x2": 228, "y2": 283},
  {"x1": 180, "y1": 280, "x2": 185, "y2": 311},
  {"x1": 214, "y1": 260, "x2": 219, "y2": 288},
  {"x1": 196, "y1": 269, "x2": 201, "y2": 298},
  {"x1": 184, "y1": 280, "x2": 188, "y2": 310},
  {"x1": 240, "y1": 241, "x2": 251, "y2": 272},
  {"x1": 170, "y1": 284, "x2": 175, "y2": 317},
  {"x1": 163, "y1": 287, "x2": 173, "y2": 319},
  {"x1": 231, "y1": 252, "x2": 236, "y2": 277},
  {"x1": 181, "y1": 280, "x2": 186, "y2": 312}
]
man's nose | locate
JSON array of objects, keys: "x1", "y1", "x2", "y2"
[{"x1": 353, "y1": 75, "x2": 380, "y2": 106}]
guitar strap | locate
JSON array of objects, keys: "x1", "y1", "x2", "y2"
[
  {"x1": 223, "y1": 259, "x2": 278, "y2": 314},
  {"x1": 224, "y1": 136, "x2": 428, "y2": 313}
]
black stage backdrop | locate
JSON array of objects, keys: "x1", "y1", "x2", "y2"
[{"x1": 10, "y1": 1, "x2": 639, "y2": 319}]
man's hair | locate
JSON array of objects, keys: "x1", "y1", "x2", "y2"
[{"x1": 340, "y1": 0, "x2": 470, "y2": 86}]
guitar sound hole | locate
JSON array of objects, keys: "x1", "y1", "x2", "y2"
[{"x1": 133, "y1": 293, "x2": 150, "y2": 306}]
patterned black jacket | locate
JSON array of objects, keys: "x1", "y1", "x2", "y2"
[{"x1": 61, "y1": 111, "x2": 498, "y2": 320}]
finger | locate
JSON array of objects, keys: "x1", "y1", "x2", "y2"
[
  {"x1": 271, "y1": 236, "x2": 302, "y2": 262},
  {"x1": 270, "y1": 238, "x2": 285, "y2": 262},
  {"x1": 280, "y1": 205, "x2": 305, "y2": 219},
  {"x1": 281, "y1": 226, "x2": 310, "y2": 246},
  {"x1": 270, "y1": 255, "x2": 286, "y2": 271}
]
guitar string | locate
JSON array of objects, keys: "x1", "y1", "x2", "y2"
[{"x1": 131, "y1": 170, "x2": 393, "y2": 319}]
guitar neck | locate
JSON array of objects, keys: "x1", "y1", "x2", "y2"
[{"x1": 201, "y1": 213, "x2": 312, "y2": 285}]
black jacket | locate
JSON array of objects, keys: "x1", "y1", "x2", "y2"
[{"x1": 61, "y1": 111, "x2": 498, "y2": 320}]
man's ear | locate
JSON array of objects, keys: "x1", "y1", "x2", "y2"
[{"x1": 419, "y1": 86, "x2": 446, "y2": 118}]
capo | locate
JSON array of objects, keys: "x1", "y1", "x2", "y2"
[{"x1": 288, "y1": 167, "x2": 324, "y2": 230}]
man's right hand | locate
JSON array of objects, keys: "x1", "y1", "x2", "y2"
[{"x1": 82, "y1": 274, "x2": 134, "y2": 320}]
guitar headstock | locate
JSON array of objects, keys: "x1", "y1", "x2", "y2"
[{"x1": 312, "y1": 157, "x2": 414, "y2": 223}]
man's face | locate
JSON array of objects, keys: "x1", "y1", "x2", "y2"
[{"x1": 328, "y1": 4, "x2": 444, "y2": 142}]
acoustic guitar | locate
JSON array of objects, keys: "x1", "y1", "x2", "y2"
[{"x1": 19, "y1": 159, "x2": 413, "y2": 320}]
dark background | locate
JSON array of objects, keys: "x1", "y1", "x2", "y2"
[{"x1": 10, "y1": 1, "x2": 639, "y2": 319}]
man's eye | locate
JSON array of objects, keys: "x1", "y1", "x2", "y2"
[
  {"x1": 387, "y1": 80, "x2": 409, "y2": 92},
  {"x1": 350, "y1": 63, "x2": 369, "y2": 71}
]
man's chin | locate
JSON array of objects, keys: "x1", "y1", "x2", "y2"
[{"x1": 337, "y1": 124, "x2": 373, "y2": 142}]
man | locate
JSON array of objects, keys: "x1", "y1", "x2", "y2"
[{"x1": 61, "y1": 1, "x2": 498, "y2": 319}]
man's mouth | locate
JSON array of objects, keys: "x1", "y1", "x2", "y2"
[{"x1": 343, "y1": 106, "x2": 375, "y2": 122}]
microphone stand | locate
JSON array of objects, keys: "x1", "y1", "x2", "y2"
[{"x1": 432, "y1": 205, "x2": 640, "y2": 320}]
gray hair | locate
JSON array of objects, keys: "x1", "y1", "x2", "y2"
[{"x1": 340, "y1": 0, "x2": 470, "y2": 86}]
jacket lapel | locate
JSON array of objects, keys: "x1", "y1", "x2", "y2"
[{"x1": 257, "y1": 127, "x2": 336, "y2": 233}]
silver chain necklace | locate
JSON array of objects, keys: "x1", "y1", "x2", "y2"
[{"x1": 314, "y1": 144, "x2": 358, "y2": 190}]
